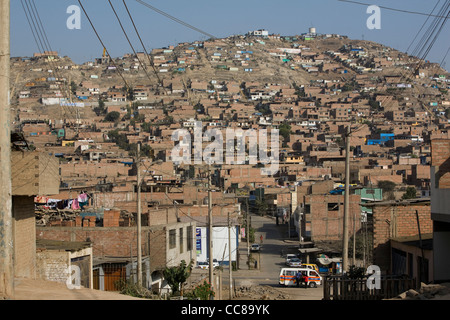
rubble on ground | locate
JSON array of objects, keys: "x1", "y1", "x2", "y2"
[
  {"x1": 234, "y1": 285, "x2": 290, "y2": 300},
  {"x1": 392, "y1": 282, "x2": 450, "y2": 300}
]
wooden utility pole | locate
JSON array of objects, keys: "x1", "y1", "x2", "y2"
[
  {"x1": 228, "y1": 211, "x2": 233, "y2": 299},
  {"x1": 246, "y1": 197, "x2": 250, "y2": 258},
  {"x1": 136, "y1": 143, "x2": 142, "y2": 287},
  {"x1": 342, "y1": 125, "x2": 350, "y2": 273},
  {"x1": 208, "y1": 164, "x2": 214, "y2": 298},
  {"x1": 0, "y1": 0, "x2": 13, "y2": 299}
]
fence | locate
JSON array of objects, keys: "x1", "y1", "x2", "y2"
[{"x1": 323, "y1": 275, "x2": 416, "y2": 300}]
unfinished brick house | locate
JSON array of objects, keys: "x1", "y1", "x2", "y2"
[
  {"x1": 365, "y1": 198, "x2": 432, "y2": 282},
  {"x1": 430, "y1": 138, "x2": 450, "y2": 283},
  {"x1": 36, "y1": 206, "x2": 197, "y2": 292}
]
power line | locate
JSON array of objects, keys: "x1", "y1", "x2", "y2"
[
  {"x1": 77, "y1": 0, "x2": 131, "y2": 92},
  {"x1": 134, "y1": 0, "x2": 217, "y2": 40},
  {"x1": 108, "y1": 0, "x2": 155, "y2": 86},
  {"x1": 122, "y1": 0, "x2": 166, "y2": 94},
  {"x1": 406, "y1": 0, "x2": 442, "y2": 54},
  {"x1": 338, "y1": 0, "x2": 450, "y2": 18}
]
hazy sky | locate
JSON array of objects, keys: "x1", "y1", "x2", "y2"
[{"x1": 10, "y1": 0, "x2": 450, "y2": 69}]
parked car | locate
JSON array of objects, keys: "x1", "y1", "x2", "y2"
[
  {"x1": 197, "y1": 261, "x2": 209, "y2": 269},
  {"x1": 288, "y1": 258, "x2": 302, "y2": 267},
  {"x1": 285, "y1": 254, "x2": 298, "y2": 265},
  {"x1": 251, "y1": 244, "x2": 261, "y2": 252},
  {"x1": 197, "y1": 259, "x2": 220, "y2": 269}
]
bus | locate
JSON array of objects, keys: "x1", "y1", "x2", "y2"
[{"x1": 279, "y1": 268, "x2": 322, "y2": 287}]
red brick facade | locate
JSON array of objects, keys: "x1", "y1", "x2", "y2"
[
  {"x1": 432, "y1": 139, "x2": 450, "y2": 189},
  {"x1": 372, "y1": 202, "x2": 431, "y2": 272}
]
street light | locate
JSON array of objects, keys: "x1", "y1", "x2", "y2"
[{"x1": 136, "y1": 143, "x2": 163, "y2": 287}]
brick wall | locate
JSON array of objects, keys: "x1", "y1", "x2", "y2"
[
  {"x1": 304, "y1": 194, "x2": 362, "y2": 241},
  {"x1": 37, "y1": 219, "x2": 196, "y2": 273},
  {"x1": 431, "y1": 139, "x2": 450, "y2": 189},
  {"x1": 372, "y1": 203, "x2": 431, "y2": 271},
  {"x1": 37, "y1": 227, "x2": 138, "y2": 257},
  {"x1": 13, "y1": 196, "x2": 36, "y2": 278},
  {"x1": 35, "y1": 250, "x2": 69, "y2": 284}
]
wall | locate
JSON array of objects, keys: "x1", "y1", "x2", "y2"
[
  {"x1": 11, "y1": 151, "x2": 59, "y2": 196},
  {"x1": 303, "y1": 194, "x2": 361, "y2": 241},
  {"x1": 13, "y1": 196, "x2": 36, "y2": 278},
  {"x1": 37, "y1": 222, "x2": 197, "y2": 274},
  {"x1": 35, "y1": 246, "x2": 93, "y2": 288},
  {"x1": 35, "y1": 249, "x2": 70, "y2": 284},
  {"x1": 430, "y1": 139, "x2": 450, "y2": 282},
  {"x1": 372, "y1": 203, "x2": 431, "y2": 272}
]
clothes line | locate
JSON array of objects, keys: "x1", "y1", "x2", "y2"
[{"x1": 34, "y1": 192, "x2": 93, "y2": 210}]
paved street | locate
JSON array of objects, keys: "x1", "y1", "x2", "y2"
[{"x1": 231, "y1": 213, "x2": 324, "y2": 300}]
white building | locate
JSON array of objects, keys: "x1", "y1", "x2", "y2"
[{"x1": 247, "y1": 29, "x2": 269, "y2": 37}]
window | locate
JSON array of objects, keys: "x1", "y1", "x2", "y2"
[
  {"x1": 169, "y1": 229, "x2": 176, "y2": 249},
  {"x1": 328, "y1": 203, "x2": 339, "y2": 211},
  {"x1": 304, "y1": 204, "x2": 311, "y2": 214},
  {"x1": 179, "y1": 228, "x2": 184, "y2": 253},
  {"x1": 187, "y1": 226, "x2": 193, "y2": 251}
]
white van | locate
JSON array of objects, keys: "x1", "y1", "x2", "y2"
[{"x1": 279, "y1": 267, "x2": 322, "y2": 287}]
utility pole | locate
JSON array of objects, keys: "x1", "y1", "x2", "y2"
[
  {"x1": 246, "y1": 197, "x2": 250, "y2": 258},
  {"x1": 228, "y1": 211, "x2": 233, "y2": 299},
  {"x1": 136, "y1": 143, "x2": 142, "y2": 287},
  {"x1": 0, "y1": 0, "x2": 13, "y2": 299},
  {"x1": 342, "y1": 125, "x2": 350, "y2": 273},
  {"x1": 208, "y1": 164, "x2": 214, "y2": 298}
]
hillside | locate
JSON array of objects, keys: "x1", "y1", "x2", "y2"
[{"x1": 9, "y1": 31, "x2": 449, "y2": 131}]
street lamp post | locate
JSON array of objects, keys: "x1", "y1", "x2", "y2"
[{"x1": 136, "y1": 143, "x2": 162, "y2": 287}]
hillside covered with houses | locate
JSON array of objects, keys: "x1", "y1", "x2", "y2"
[{"x1": 8, "y1": 29, "x2": 450, "y2": 294}]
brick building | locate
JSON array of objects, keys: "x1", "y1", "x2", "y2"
[
  {"x1": 430, "y1": 139, "x2": 450, "y2": 283},
  {"x1": 302, "y1": 193, "x2": 362, "y2": 241},
  {"x1": 365, "y1": 198, "x2": 432, "y2": 280},
  {"x1": 11, "y1": 151, "x2": 59, "y2": 281}
]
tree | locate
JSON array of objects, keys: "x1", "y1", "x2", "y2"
[
  {"x1": 377, "y1": 180, "x2": 396, "y2": 192},
  {"x1": 163, "y1": 260, "x2": 193, "y2": 296},
  {"x1": 255, "y1": 199, "x2": 268, "y2": 216},
  {"x1": 93, "y1": 98, "x2": 106, "y2": 116},
  {"x1": 104, "y1": 111, "x2": 120, "y2": 122},
  {"x1": 70, "y1": 81, "x2": 77, "y2": 95},
  {"x1": 402, "y1": 187, "x2": 417, "y2": 200},
  {"x1": 378, "y1": 180, "x2": 396, "y2": 200},
  {"x1": 279, "y1": 123, "x2": 291, "y2": 140},
  {"x1": 192, "y1": 280, "x2": 215, "y2": 300}
]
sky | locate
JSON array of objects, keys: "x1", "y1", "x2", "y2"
[{"x1": 10, "y1": 0, "x2": 450, "y2": 69}]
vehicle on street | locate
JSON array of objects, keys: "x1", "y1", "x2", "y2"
[
  {"x1": 285, "y1": 254, "x2": 298, "y2": 265},
  {"x1": 301, "y1": 263, "x2": 320, "y2": 273},
  {"x1": 197, "y1": 259, "x2": 219, "y2": 269},
  {"x1": 279, "y1": 268, "x2": 322, "y2": 287},
  {"x1": 288, "y1": 258, "x2": 302, "y2": 267},
  {"x1": 251, "y1": 244, "x2": 261, "y2": 252}
]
